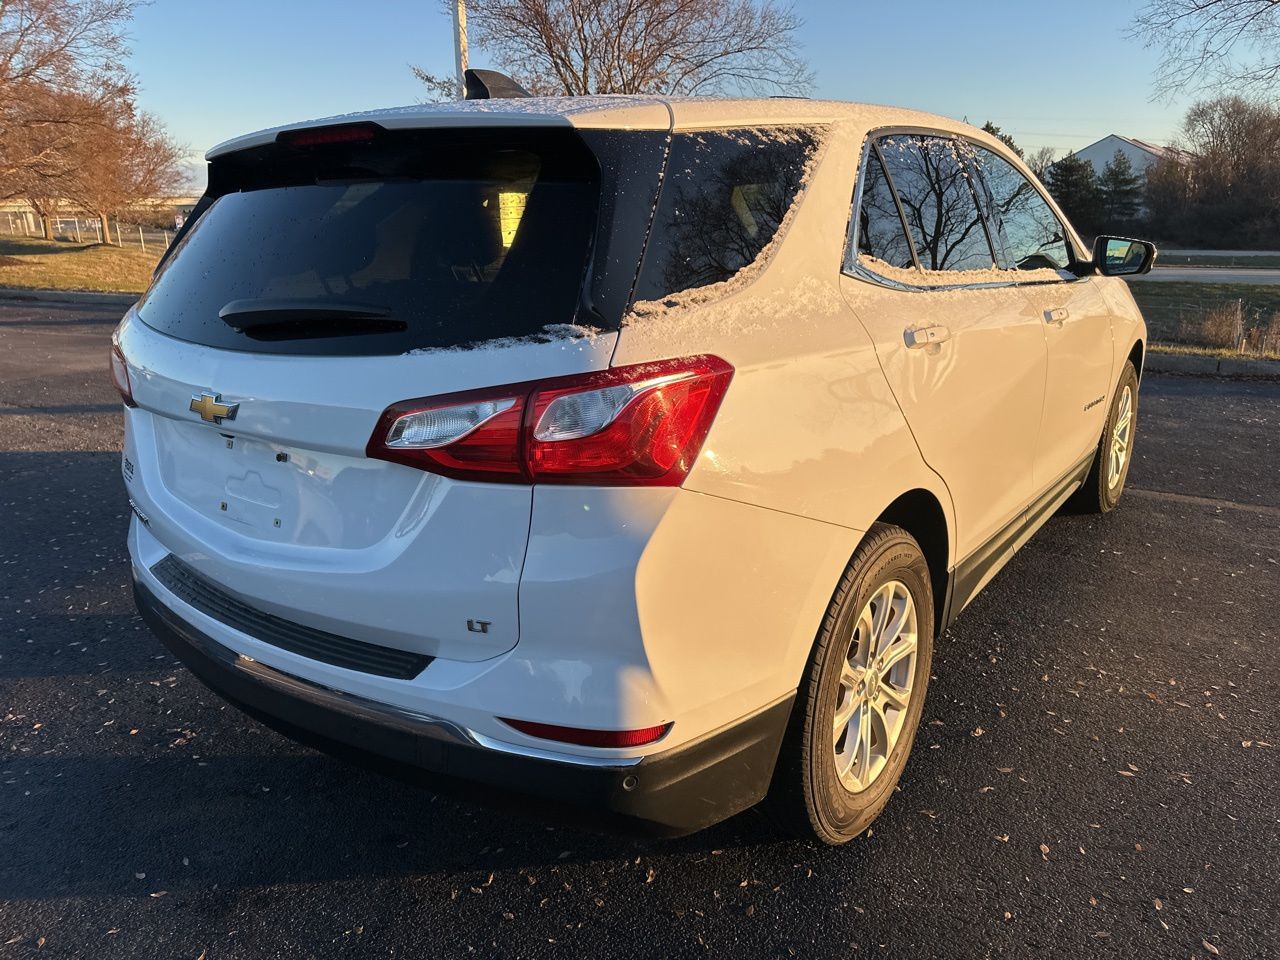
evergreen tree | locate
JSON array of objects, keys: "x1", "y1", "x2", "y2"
[
  {"x1": 1099, "y1": 150, "x2": 1144, "y2": 226},
  {"x1": 1046, "y1": 152, "x2": 1103, "y2": 236},
  {"x1": 981, "y1": 121, "x2": 1024, "y2": 158}
]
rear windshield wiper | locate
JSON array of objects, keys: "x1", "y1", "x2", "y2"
[{"x1": 218, "y1": 299, "x2": 406, "y2": 340}]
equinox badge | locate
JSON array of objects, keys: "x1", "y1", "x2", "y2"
[{"x1": 190, "y1": 392, "x2": 239, "y2": 424}]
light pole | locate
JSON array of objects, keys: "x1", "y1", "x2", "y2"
[{"x1": 452, "y1": 0, "x2": 468, "y2": 99}]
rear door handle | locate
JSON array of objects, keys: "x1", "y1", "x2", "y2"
[
  {"x1": 904, "y1": 325, "x2": 951, "y2": 349},
  {"x1": 1045, "y1": 307, "x2": 1069, "y2": 325}
]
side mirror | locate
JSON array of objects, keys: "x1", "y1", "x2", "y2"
[{"x1": 1093, "y1": 236, "x2": 1157, "y2": 277}]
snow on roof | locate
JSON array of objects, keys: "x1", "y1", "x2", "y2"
[
  {"x1": 1077, "y1": 133, "x2": 1172, "y2": 159},
  {"x1": 205, "y1": 95, "x2": 974, "y2": 160},
  {"x1": 1115, "y1": 135, "x2": 1169, "y2": 158}
]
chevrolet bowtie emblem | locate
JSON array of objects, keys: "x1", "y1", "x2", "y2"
[{"x1": 189, "y1": 392, "x2": 239, "y2": 424}]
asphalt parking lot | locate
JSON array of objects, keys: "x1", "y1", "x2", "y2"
[{"x1": 1, "y1": 298, "x2": 1277, "y2": 959}]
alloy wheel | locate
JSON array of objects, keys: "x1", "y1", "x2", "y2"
[
  {"x1": 1108, "y1": 384, "x2": 1134, "y2": 490},
  {"x1": 832, "y1": 580, "x2": 918, "y2": 792}
]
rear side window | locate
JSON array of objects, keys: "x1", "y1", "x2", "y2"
[
  {"x1": 971, "y1": 146, "x2": 1071, "y2": 272},
  {"x1": 876, "y1": 135, "x2": 994, "y2": 274},
  {"x1": 138, "y1": 128, "x2": 600, "y2": 356},
  {"x1": 851, "y1": 147, "x2": 914, "y2": 272},
  {"x1": 632, "y1": 127, "x2": 820, "y2": 303}
]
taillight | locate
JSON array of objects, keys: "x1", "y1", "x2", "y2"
[
  {"x1": 499, "y1": 717, "x2": 672, "y2": 748},
  {"x1": 110, "y1": 343, "x2": 136, "y2": 407},
  {"x1": 366, "y1": 355, "x2": 733, "y2": 486}
]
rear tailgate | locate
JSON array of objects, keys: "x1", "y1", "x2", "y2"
[
  {"x1": 121, "y1": 317, "x2": 615, "y2": 662},
  {"x1": 119, "y1": 123, "x2": 658, "y2": 663}
]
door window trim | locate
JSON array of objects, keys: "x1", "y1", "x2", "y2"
[{"x1": 842, "y1": 126, "x2": 1086, "y2": 292}]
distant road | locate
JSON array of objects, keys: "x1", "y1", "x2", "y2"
[
  {"x1": 1130, "y1": 266, "x2": 1280, "y2": 285},
  {"x1": 1161, "y1": 248, "x2": 1280, "y2": 258}
]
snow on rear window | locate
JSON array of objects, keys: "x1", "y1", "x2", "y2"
[{"x1": 632, "y1": 127, "x2": 822, "y2": 304}]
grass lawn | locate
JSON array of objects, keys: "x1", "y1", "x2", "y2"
[
  {"x1": 1128, "y1": 281, "x2": 1280, "y2": 338},
  {"x1": 1129, "y1": 281, "x2": 1280, "y2": 359},
  {"x1": 0, "y1": 235, "x2": 160, "y2": 294}
]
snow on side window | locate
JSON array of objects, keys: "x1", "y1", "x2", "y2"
[
  {"x1": 852, "y1": 147, "x2": 915, "y2": 272},
  {"x1": 632, "y1": 127, "x2": 821, "y2": 303}
]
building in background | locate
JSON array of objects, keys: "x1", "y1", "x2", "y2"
[{"x1": 1074, "y1": 135, "x2": 1171, "y2": 176}]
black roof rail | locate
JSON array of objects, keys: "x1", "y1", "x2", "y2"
[{"x1": 464, "y1": 69, "x2": 532, "y2": 100}]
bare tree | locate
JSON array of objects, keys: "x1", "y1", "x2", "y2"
[
  {"x1": 0, "y1": 0, "x2": 134, "y2": 89},
  {"x1": 1026, "y1": 146, "x2": 1056, "y2": 180},
  {"x1": 1133, "y1": 0, "x2": 1280, "y2": 96},
  {"x1": 410, "y1": 65, "x2": 460, "y2": 102},
  {"x1": 63, "y1": 102, "x2": 185, "y2": 242},
  {"x1": 1143, "y1": 96, "x2": 1280, "y2": 246},
  {"x1": 0, "y1": 0, "x2": 135, "y2": 194},
  {"x1": 414, "y1": 0, "x2": 810, "y2": 97}
]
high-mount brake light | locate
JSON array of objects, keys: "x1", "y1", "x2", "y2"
[
  {"x1": 110, "y1": 343, "x2": 136, "y2": 407},
  {"x1": 499, "y1": 717, "x2": 672, "y2": 749},
  {"x1": 276, "y1": 121, "x2": 383, "y2": 148},
  {"x1": 366, "y1": 355, "x2": 733, "y2": 486}
]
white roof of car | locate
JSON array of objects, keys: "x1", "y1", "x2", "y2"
[{"x1": 205, "y1": 95, "x2": 971, "y2": 159}]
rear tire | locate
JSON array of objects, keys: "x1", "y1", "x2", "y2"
[
  {"x1": 769, "y1": 523, "x2": 934, "y2": 844},
  {"x1": 1071, "y1": 360, "x2": 1139, "y2": 514}
]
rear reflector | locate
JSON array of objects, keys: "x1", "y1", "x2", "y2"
[
  {"x1": 110, "y1": 343, "x2": 136, "y2": 407},
  {"x1": 500, "y1": 718, "x2": 672, "y2": 749},
  {"x1": 366, "y1": 355, "x2": 733, "y2": 486},
  {"x1": 276, "y1": 121, "x2": 383, "y2": 148}
]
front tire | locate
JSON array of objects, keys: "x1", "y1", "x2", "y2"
[
  {"x1": 770, "y1": 523, "x2": 934, "y2": 844},
  {"x1": 1072, "y1": 360, "x2": 1139, "y2": 514}
]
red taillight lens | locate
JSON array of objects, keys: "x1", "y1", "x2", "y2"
[
  {"x1": 110, "y1": 343, "x2": 136, "y2": 407},
  {"x1": 499, "y1": 717, "x2": 672, "y2": 748},
  {"x1": 276, "y1": 121, "x2": 382, "y2": 148},
  {"x1": 368, "y1": 388, "x2": 527, "y2": 483},
  {"x1": 366, "y1": 355, "x2": 733, "y2": 487}
]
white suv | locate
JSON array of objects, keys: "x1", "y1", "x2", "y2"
[{"x1": 113, "y1": 91, "x2": 1152, "y2": 842}]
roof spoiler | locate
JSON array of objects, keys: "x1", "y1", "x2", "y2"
[{"x1": 464, "y1": 69, "x2": 532, "y2": 100}]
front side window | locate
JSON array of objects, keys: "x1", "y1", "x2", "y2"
[
  {"x1": 632, "y1": 127, "x2": 821, "y2": 303},
  {"x1": 971, "y1": 146, "x2": 1071, "y2": 272},
  {"x1": 876, "y1": 135, "x2": 994, "y2": 274}
]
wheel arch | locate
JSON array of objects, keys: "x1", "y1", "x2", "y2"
[
  {"x1": 875, "y1": 489, "x2": 950, "y2": 631},
  {"x1": 1128, "y1": 338, "x2": 1145, "y2": 382}
]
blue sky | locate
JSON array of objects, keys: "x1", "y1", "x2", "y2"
[{"x1": 128, "y1": 0, "x2": 1190, "y2": 176}]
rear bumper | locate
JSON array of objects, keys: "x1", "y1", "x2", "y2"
[{"x1": 134, "y1": 574, "x2": 793, "y2": 836}]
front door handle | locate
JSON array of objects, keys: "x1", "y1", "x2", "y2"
[
  {"x1": 1045, "y1": 307, "x2": 1069, "y2": 325},
  {"x1": 904, "y1": 324, "x2": 951, "y2": 349}
]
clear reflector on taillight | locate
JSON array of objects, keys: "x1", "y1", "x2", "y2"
[
  {"x1": 526, "y1": 367, "x2": 730, "y2": 484},
  {"x1": 386, "y1": 398, "x2": 516, "y2": 449},
  {"x1": 533, "y1": 383, "x2": 636, "y2": 441}
]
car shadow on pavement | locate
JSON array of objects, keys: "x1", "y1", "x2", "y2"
[{"x1": 0, "y1": 747, "x2": 801, "y2": 901}]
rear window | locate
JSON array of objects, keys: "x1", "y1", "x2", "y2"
[
  {"x1": 632, "y1": 127, "x2": 820, "y2": 303},
  {"x1": 138, "y1": 128, "x2": 601, "y2": 356}
]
